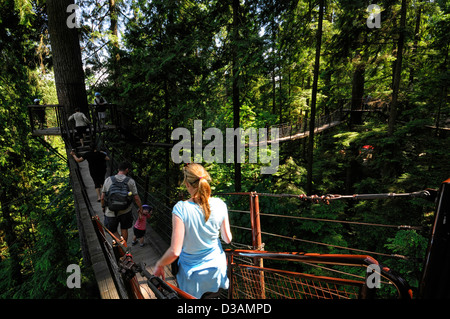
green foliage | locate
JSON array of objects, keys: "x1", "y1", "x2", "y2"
[
  {"x1": 385, "y1": 230, "x2": 428, "y2": 289},
  {"x1": 0, "y1": 0, "x2": 97, "y2": 299},
  {"x1": 2, "y1": 0, "x2": 449, "y2": 299},
  {"x1": 96, "y1": 0, "x2": 448, "y2": 297}
]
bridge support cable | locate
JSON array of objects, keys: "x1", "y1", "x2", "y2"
[
  {"x1": 33, "y1": 136, "x2": 67, "y2": 162},
  {"x1": 229, "y1": 222, "x2": 408, "y2": 260},
  {"x1": 231, "y1": 189, "x2": 433, "y2": 203}
]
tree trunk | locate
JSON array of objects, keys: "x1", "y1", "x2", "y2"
[
  {"x1": 388, "y1": 0, "x2": 407, "y2": 136},
  {"x1": 306, "y1": 0, "x2": 324, "y2": 195},
  {"x1": 109, "y1": 0, "x2": 120, "y2": 87},
  {"x1": 47, "y1": 0, "x2": 88, "y2": 117},
  {"x1": 350, "y1": 55, "x2": 365, "y2": 127},
  {"x1": 232, "y1": 0, "x2": 241, "y2": 192},
  {"x1": 408, "y1": 4, "x2": 422, "y2": 88}
]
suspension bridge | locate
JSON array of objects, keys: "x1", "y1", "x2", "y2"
[{"x1": 27, "y1": 102, "x2": 450, "y2": 299}]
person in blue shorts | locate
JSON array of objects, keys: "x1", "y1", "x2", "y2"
[{"x1": 154, "y1": 163, "x2": 232, "y2": 298}]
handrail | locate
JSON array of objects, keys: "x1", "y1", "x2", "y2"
[
  {"x1": 216, "y1": 189, "x2": 432, "y2": 202},
  {"x1": 27, "y1": 104, "x2": 62, "y2": 134}
]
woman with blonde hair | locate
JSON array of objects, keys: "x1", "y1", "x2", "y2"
[{"x1": 154, "y1": 163, "x2": 232, "y2": 298}]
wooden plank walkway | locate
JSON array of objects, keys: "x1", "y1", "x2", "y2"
[
  {"x1": 266, "y1": 120, "x2": 342, "y2": 144},
  {"x1": 69, "y1": 154, "x2": 176, "y2": 299}
]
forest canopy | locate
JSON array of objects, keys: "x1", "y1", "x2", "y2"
[{"x1": 1, "y1": 0, "x2": 449, "y2": 298}]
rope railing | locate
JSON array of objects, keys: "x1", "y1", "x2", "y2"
[{"x1": 219, "y1": 191, "x2": 429, "y2": 260}]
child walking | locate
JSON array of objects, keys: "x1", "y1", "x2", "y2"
[{"x1": 132, "y1": 204, "x2": 152, "y2": 247}]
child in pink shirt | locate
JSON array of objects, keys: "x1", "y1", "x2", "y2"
[{"x1": 132, "y1": 204, "x2": 152, "y2": 247}]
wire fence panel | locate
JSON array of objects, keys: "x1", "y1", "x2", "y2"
[
  {"x1": 226, "y1": 250, "x2": 413, "y2": 299},
  {"x1": 230, "y1": 264, "x2": 362, "y2": 299}
]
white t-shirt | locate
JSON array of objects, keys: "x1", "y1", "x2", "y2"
[{"x1": 68, "y1": 112, "x2": 89, "y2": 127}]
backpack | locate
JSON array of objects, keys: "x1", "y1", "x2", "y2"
[
  {"x1": 95, "y1": 97, "x2": 106, "y2": 112},
  {"x1": 106, "y1": 176, "x2": 132, "y2": 214}
]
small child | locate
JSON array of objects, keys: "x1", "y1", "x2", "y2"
[{"x1": 132, "y1": 204, "x2": 152, "y2": 247}]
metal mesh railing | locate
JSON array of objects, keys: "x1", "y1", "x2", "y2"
[
  {"x1": 226, "y1": 250, "x2": 413, "y2": 299},
  {"x1": 230, "y1": 264, "x2": 362, "y2": 299}
]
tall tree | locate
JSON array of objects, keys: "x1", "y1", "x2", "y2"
[
  {"x1": 109, "y1": 0, "x2": 121, "y2": 87},
  {"x1": 232, "y1": 0, "x2": 242, "y2": 191},
  {"x1": 0, "y1": 0, "x2": 38, "y2": 287},
  {"x1": 0, "y1": 0, "x2": 89, "y2": 298},
  {"x1": 46, "y1": 0, "x2": 89, "y2": 117},
  {"x1": 306, "y1": 0, "x2": 325, "y2": 195},
  {"x1": 388, "y1": 0, "x2": 407, "y2": 135}
]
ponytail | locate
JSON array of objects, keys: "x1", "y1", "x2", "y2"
[
  {"x1": 195, "y1": 178, "x2": 211, "y2": 221},
  {"x1": 183, "y1": 164, "x2": 212, "y2": 222}
]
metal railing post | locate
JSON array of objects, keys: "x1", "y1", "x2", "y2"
[
  {"x1": 227, "y1": 253, "x2": 234, "y2": 299},
  {"x1": 250, "y1": 192, "x2": 265, "y2": 298},
  {"x1": 252, "y1": 193, "x2": 262, "y2": 251},
  {"x1": 419, "y1": 178, "x2": 450, "y2": 298}
]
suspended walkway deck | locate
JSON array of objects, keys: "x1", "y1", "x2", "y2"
[{"x1": 68, "y1": 149, "x2": 177, "y2": 299}]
